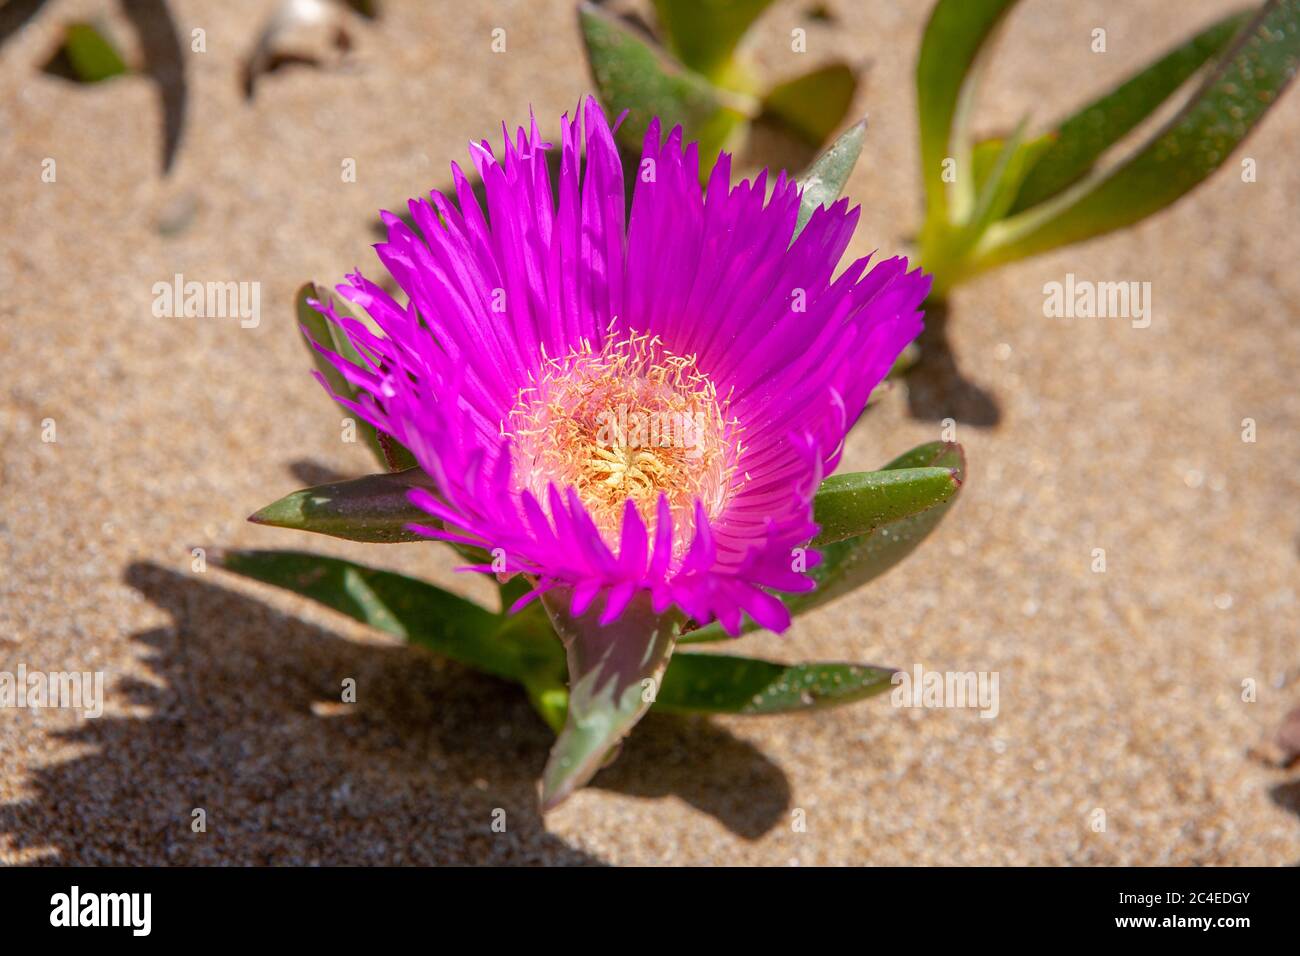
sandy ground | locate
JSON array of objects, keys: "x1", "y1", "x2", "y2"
[{"x1": 1, "y1": 0, "x2": 1297, "y2": 865}]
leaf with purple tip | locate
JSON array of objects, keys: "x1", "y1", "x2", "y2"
[{"x1": 539, "y1": 589, "x2": 681, "y2": 811}]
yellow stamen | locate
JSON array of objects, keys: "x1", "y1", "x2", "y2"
[{"x1": 504, "y1": 324, "x2": 740, "y2": 555}]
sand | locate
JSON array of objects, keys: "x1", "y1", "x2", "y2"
[{"x1": 2, "y1": 0, "x2": 1297, "y2": 865}]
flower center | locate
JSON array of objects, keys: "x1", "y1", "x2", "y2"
[{"x1": 505, "y1": 329, "x2": 739, "y2": 555}]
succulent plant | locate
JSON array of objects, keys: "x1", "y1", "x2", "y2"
[
  {"x1": 579, "y1": 0, "x2": 1300, "y2": 301},
  {"x1": 917, "y1": 0, "x2": 1300, "y2": 298},
  {"x1": 222, "y1": 105, "x2": 965, "y2": 809},
  {"x1": 578, "y1": 0, "x2": 863, "y2": 178}
]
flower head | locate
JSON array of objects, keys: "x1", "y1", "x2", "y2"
[{"x1": 309, "y1": 96, "x2": 930, "y2": 635}]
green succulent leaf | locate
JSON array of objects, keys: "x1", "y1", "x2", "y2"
[
  {"x1": 795, "y1": 119, "x2": 866, "y2": 232},
  {"x1": 970, "y1": 130, "x2": 1055, "y2": 199},
  {"x1": 793, "y1": 118, "x2": 866, "y2": 238},
  {"x1": 762, "y1": 61, "x2": 859, "y2": 147},
  {"x1": 684, "y1": 441, "x2": 965, "y2": 643},
  {"x1": 539, "y1": 590, "x2": 681, "y2": 811},
  {"x1": 651, "y1": 0, "x2": 774, "y2": 81},
  {"x1": 1008, "y1": 8, "x2": 1252, "y2": 214},
  {"x1": 812, "y1": 465, "x2": 962, "y2": 546},
  {"x1": 955, "y1": 119, "x2": 1028, "y2": 247},
  {"x1": 578, "y1": 0, "x2": 748, "y2": 169},
  {"x1": 209, "y1": 549, "x2": 565, "y2": 687},
  {"x1": 62, "y1": 22, "x2": 128, "y2": 83},
  {"x1": 209, "y1": 547, "x2": 897, "y2": 735},
  {"x1": 655, "y1": 653, "x2": 895, "y2": 714},
  {"x1": 295, "y1": 281, "x2": 417, "y2": 472},
  {"x1": 931, "y1": 116, "x2": 1047, "y2": 284},
  {"x1": 785, "y1": 442, "x2": 965, "y2": 621},
  {"x1": 796, "y1": 441, "x2": 965, "y2": 611},
  {"x1": 246, "y1": 464, "x2": 494, "y2": 568},
  {"x1": 916, "y1": 0, "x2": 1023, "y2": 238},
  {"x1": 249, "y1": 467, "x2": 436, "y2": 544},
  {"x1": 978, "y1": 0, "x2": 1300, "y2": 267}
]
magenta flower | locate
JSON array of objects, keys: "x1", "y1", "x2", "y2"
[{"x1": 309, "y1": 97, "x2": 929, "y2": 636}]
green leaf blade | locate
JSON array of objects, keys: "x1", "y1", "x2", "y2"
[
  {"x1": 655, "y1": 653, "x2": 895, "y2": 714},
  {"x1": 63, "y1": 22, "x2": 128, "y2": 83},
  {"x1": 683, "y1": 441, "x2": 966, "y2": 643},
  {"x1": 297, "y1": 281, "x2": 352, "y2": 400},
  {"x1": 1009, "y1": 9, "x2": 1252, "y2": 214},
  {"x1": 210, "y1": 549, "x2": 564, "y2": 684},
  {"x1": 916, "y1": 0, "x2": 1023, "y2": 231},
  {"x1": 762, "y1": 61, "x2": 859, "y2": 147},
  {"x1": 249, "y1": 467, "x2": 435, "y2": 544},
  {"x1": 788, "y1": 442, "x2": 965, "y2": 617},
  {"x1": 578, "y1": 0, "x2": 742, "y2": 166},
  {"x1": 296, "y1": 281, "x2": 418, "y2": 472},
  {"x1": 934, "y1": 117, "x2": 1039, "y2": 288},
  {"x1": 812, "y1": 465, "x2": 961, "y2": 546},
  {"x1": 794, "y1": 118, "x2": 866, "y2": 238},
  {"x1": 247, "y1": 465, "x2": 494, "y2": 568},
  {"x1": 651, "y1": 0, "x2": 775, "y2": 81},
  {"x1": 970, "y1": 130, "x2": 1055, "y2": 199},
  {"x1": 981, "y1": 0, "x2": 1300, "y2": 266}
]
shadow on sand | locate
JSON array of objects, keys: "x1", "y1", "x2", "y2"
[{"x1": 0, "y1": 561, "x2": 790, "y2": 864}]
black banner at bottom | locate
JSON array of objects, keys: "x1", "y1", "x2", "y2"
[
  {"x1": 0, "y1": 865, "x2": 1287, "y2": 941},
  {"x1": 0, "y1": 868, "x2": 1284, "y2": 941}
]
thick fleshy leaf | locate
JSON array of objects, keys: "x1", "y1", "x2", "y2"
[
  {"x1": 762, "y1": 61, "x2": 858, "y2": 147},
  {"x1": 209, "y1": 549, "x2": 565, "y2": 686},
  {"x1": 932, "y1": 116, "x2": 1059, "y2": 297},
  {"x1": 61, "y1": 22, "x2": 128, "y2": 83},
  {"x1": 539, "y1": 590, "x2": 680, "y2": 811},
  {"x1": 970, "y1": 119, "x2": 1031, "y2": 225},
  {"x1": 977, "y1": 0, "x2": 1300, "y2": 266},
  {"x1": 247, "y1": 463, "x2": 493, "y2": 567},
  {"x1": 794, "y1": 441, "x2": 965, "y2": 612},
  {"x1": 970, "y1": 130, "x2": 1054, "y2": 200},
  {"x1": 683, "y1": 441, "x2": 965, "y2": 643},
  {"x1": 651, "y1": 0, "x2": 775, "y2": 80},
  {"x1": 655, "y1": 653, "x2": 894, "y2": 714},
  {"x1": 916, "y1": 0, "x2": 1023, "y2": 238},
  {"x1": 296, "y1": 282, "x2": 417, "y2": 472},
  {"x1": 931, "y1": 117, "x2": 1033, "y2": 287},
  {"x1": 794, "y1": 118, "x2": 866, "y2": 238},
  {"x1": 1008, "y1": 8, "x2": 1252, "y2": 214},
  {"x1": 812, "y1": 465, "x2": 961, "y2": 546},
  {"x1": 249, "y1": 467, "x2": 435, "y2": 543},
  {"x1": 578, "y1": 1, "x2": 748, "y2": 169}
]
